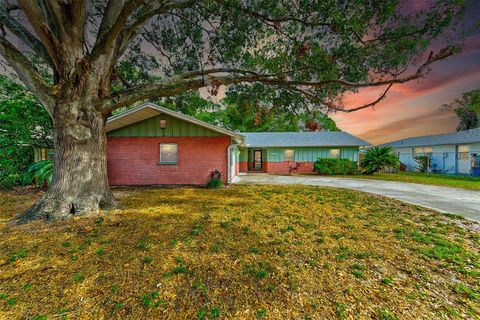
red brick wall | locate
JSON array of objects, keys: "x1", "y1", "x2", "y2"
[
  {"x1": 239, "y1": 162, "x2": 248, "y2": 173},
  {"x1": 266, "y1": 162, "x2": 316, "y2": 174},
  {"x1": 107, "y1": 137, "x2": 230, "y2": 185}
]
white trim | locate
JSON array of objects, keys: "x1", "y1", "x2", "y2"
[{"x1": 159, "y1": 143, "x2": 178, "y2": 164}]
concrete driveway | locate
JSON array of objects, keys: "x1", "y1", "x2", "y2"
[{"x1": 236, "y1": 174, "x2": 480, "y2": 222}]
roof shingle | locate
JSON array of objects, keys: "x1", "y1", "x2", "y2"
[
  {"x1": 381, "y1": 128, "x2": 480, "y2": 148},
  {"x1": 241, "y1": 132, "x2": 370, "y2": 147}
]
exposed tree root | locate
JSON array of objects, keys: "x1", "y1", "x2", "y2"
[{"x1": 12, "y1": 189, "x2": 118, "y2": 225}]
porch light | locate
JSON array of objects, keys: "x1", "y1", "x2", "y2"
[{"x1": 159, "y1": 119, "x2": 167, "y2": 129}]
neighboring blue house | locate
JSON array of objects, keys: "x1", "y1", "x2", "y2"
[{"x1": 382, "y1": 128, "x2": 480, "y2": 175}]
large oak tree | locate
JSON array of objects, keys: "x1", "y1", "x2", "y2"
[{"x1": 0, "y1": 0, "x2": 466, "y2": 223}]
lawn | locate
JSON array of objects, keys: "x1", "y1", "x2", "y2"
[
  {"x1": 340, "y1": 171, "x2": 480, "y2": 191},
  {"x1": 0, "y1": 185, "x2": 479, "y2": 319}
]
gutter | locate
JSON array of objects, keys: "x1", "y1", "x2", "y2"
[{"x1": 227, "y1": 142, "x2": 241, "y2": 184}]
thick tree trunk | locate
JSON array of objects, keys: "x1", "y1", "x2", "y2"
[{"x1": 14, "y1": 100, "x2": 117, "y2": 224}]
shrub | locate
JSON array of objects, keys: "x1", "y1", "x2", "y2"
[
  {"x1": 0, "y1": 75, "x2": 53, "y2": 189},
  {"x1": 288, "y1": 162, "x2": 308, "y2": 174},
  {"x1": 360, "y1": 147, "x2": 400, "y2": 174},
  {"x1": 207, "y1": 176, "x2": 223, "y2": 189},
  {"x1": 414, "y1": 155, "x2": 430, "y2": 172},
  {"x1": 22, "y1": 159, "x2": 53, "y2": 186},
  {"x1": 314, "y1": 158, "x2": 359, "y2": 175}
]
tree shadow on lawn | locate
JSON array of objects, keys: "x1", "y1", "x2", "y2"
[{"x1": 0, "y1": 185, "x2": 478, "y2": 319}]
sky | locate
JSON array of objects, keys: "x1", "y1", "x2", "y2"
[{"x1": 331, "y1": 1, "x2": 480, "y2": 145}]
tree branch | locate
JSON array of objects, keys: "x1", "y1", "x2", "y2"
[
  {"x1": 99, "y1": 46, "x2": 458, "y2": 114},
  {"x1": 90, "y1": 0, "x2": 141, "y2": 61},
  {"x1": 286, "y1": 84, "x2": 394, "y2": 113},
  {"x1": 17, "y1": 0, "x2": 60, "y2": 72},
  {"x1": 41, "y1": 0, "x2": 87, "y2": 47},
  {"x1": 117, "y1": 0, "x2": 199, "y2": 56},
  {"x1": 0, "y1": 4, "x2": 52, "y2": 65},
  {"x1": 0, "y1": 35, "x2": 54, "y2": 114}
]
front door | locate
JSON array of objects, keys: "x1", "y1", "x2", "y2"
[{"x1": 253, "y1": 150, "x2": 263, "y2": 170}]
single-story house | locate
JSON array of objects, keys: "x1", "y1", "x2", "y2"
[
  {"x1": 105, "y1": 102, "x2": 370, "y2": 185},
  {"x1": 381, "y1": 128, "x2": 480, "y2": 174},
  {"x1": 239, "y1": 132, "x2": 368, "y2": 174}
]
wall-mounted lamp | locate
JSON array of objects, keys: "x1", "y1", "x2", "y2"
[
  {"x1": 159, "y1": 119, "x2": 167, "y2": 129},
  {"x1": 159, "y1": 119, "x2": 167, "y2": 137}
]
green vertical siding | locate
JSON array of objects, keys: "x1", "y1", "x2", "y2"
[
  {"x1": 238, "y1": 147, "x2": 359, "y2": 162},
  {"x1": 264, "y1": 147, "x2": 359, "y2": 162},
  {"x1": 239, "y1": 148, "x2": 248, "y2": 162},
  {"x1": 107, "y1": 114, "x2": 224, "y2": 137}
]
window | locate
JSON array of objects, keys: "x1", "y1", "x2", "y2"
[
  {"x1": 458, "y1": 145, "x2": 470, "y2": 160},
  {"x1": 284, "y1": 149, "x2": 294, "y2": 161},
  {"x1": 330, "y1": 149, "x2": 341, "y2": 159},
  {"x1": 413, "y1": 147, "x2": 432, "y2": 156},
  {"x1": 159, "y1": 143, "x2": 178, "y2": 164}
]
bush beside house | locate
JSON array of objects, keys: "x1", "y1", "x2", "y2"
[
  {"x1": 361, "y1": 147, "x2": 400, "y2": 174},
  {"x1": 414, "y1": 155, "x2": 430, "y2": 173},
  {"x1": 314, "y1": 159, "x2": 359, "y2": 175}
]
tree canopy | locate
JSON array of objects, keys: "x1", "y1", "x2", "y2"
[
  {"x1": 442, "y1": 89, "x2": 480, "y2": 131},
  {"x1": 0, "y1": 0, "x2": 467, "y2": 117},
  {"x1": 154, "y1": 86, "x2": 340, "y2": 132}
]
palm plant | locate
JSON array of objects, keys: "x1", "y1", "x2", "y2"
[
  {"x1": 361, "y1": 147, "x2": 400, "y2": 174},
  {"x1": 23, "y1": 160, "x2": 53, "y2": 186}
]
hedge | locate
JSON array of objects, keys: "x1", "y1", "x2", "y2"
[{"x1": 313, "y1": 158, "x2": 359, "y2": 175}]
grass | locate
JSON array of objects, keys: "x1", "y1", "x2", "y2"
[
  {"x1": 0, "y1": 185, "x2": 479, "y2": 319},
  {"x1": 340, "y1": 171, "x2": 480, "y2": 190}
]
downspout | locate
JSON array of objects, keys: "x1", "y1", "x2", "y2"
[
  {"x1": 227, "y1": 144, "x2": 239, "y2": 184},
  {"x1": 227, "y1": 136, "x2": 243, "y2": 184},
  {"x1": 455, "y1": 144, "x2": 458, "y2": 174}
]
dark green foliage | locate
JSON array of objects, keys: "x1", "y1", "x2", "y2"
[
  {"x1": 442, "y1": 89, "x2": 480, "y2": 131},
  {"x1": 452, "y1": 283, "x2": 478, "y2": 301},
  {"x1": 255, "y1": 308, "x2": 267, "y2": 318},
  {"x1": 136, "y1": 239, "x2": 150, "y2": 251},
  {"x1": 141, "y1": 256, "x2": 153, "y2": 264},
  {"x1": 377, "y1": 309, "x2": 399, "y2": 320},
  {"x1": 414, "y1": 156, "x2": 430, "y2": 173},
  {"x1": 0, "y1": 76, "x2": 52, "y2": 189},
  {"x1": 381, "y1": 277, "x2": 393, "y2": 286},
  {"x1": 218, "y1": 85, "x2": 340, "y2": 132},
  {"x1": 361, "y1": 147, "x2": 400, "y2": 174},
  {"x1": 22, "y1": 159, "x2": 53, "y2": 186},
  {"x1": 107, "y1": 0, "x2": 464, "y2": 135},
  {"x1": 207, "y1": 177, "x2": 223, "y2": 189},
  {"x1": 351, "y1": 270, "x2": 365, "y2": 279},
  {"x1": 314, "y1": 159, "x2": 359, "y2": 175},
  {"x1": 73, "y1": 273, "x2": 85, "y2": 282},
  {"x1": 141, "y1": 291, "x2": 164, "y2": 308},
  {"x1": 7, "y1": 248, "x2": 27, "y2": 263},
  {"x1": 243, "y1": 262, "x2": 271, "y2": 279}
]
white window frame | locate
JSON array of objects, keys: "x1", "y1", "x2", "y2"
[
  {"x1": 159, "y1": 143, "x2": 178, "y2": 164},
  {"x1": 330, "y1": 149, "x2": 341, "y2": 159},
  {"x1": 458, "y1": 145, "x2": 470, "y2": 161},
  {"x1": 413, "y1": 147, "x2": 433, "y2": 156},
  {"x1": 284, "y1": 149, "x2": 295, "y2": 161}
]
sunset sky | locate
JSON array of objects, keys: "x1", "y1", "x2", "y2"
[{"x1": 332, "y1": 1, "x2": 480, "y2": 145}]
